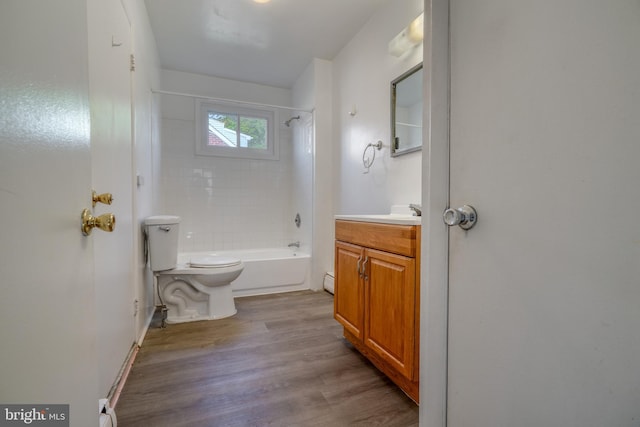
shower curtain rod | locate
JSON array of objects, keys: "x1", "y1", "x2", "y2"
[{"x1": 151, "y1": 89, "x2": 314, "y2": 114}]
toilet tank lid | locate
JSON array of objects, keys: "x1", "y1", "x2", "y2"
[{"x1": 145, "y1": 215, "x2": 181, "y2": 225}]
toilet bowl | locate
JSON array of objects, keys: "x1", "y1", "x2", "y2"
[{"x1": 145, "y1": 216, "x2": 244, "y2": 323}]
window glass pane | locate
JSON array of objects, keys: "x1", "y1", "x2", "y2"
[
  {"x1": 197, "y1": 100, "x2": 278, "y2": 160},
  {"x1": 240, "y1": 116, "x2": 268, "y2": 149},
  {"x1": 208, "y1": 112, "x2": 238, "y2": 147}
]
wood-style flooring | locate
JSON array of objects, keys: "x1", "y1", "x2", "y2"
[{"x1": 116, "y1": 290, "x2": 419, "y2": 426}]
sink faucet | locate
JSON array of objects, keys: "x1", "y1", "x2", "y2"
[
  {"x1": 409, "y1": 204, "x2": 422, "y2": 216},
  {"x1": 288, "y1": 241, "x2": 300, "y2": 248}
]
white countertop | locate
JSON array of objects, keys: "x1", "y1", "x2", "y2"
[{"x1": 335, "y1": 214, "x2": 421, "y2": 226}]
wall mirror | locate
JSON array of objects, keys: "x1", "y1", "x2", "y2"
[{"x1": 391, "y1": 63, "x2": 423, "y2": 157}]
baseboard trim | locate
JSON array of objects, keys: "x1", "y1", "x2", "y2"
[{"x1": 108, "y1": 343, "x2": 139, "y2": 410}]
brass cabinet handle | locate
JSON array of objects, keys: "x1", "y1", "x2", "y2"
[
  {"x1": 356, "y1": 255, "x2": 369, "y2": 279},
  {"x1": 92, "y1": 190, "x2": 113, "y2": 207},
  {"x1": 81, "y1": 208, "x2": 116, "y2": 236}
]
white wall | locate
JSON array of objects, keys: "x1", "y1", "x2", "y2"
[
  {"x1": 87, "y1": 0, "x2": 136, "y2": 399},
  {"x1": 87, "y1": 0, "x2": 161, "y2": 399},
  {"x1": 157, "y1": 70, "x2": 303, "y2": 252},
  {"x1": 290, "y1": 1, "x2": 425, "y2": 290},
  {"x1": 121, "y1": 0, "x2": 162, "y2": 342},
  {"x1": 333, "y1": 0, "x2": 423, "y2": 215},
  {"x1": 293, "y1": 58, "x2": 334, "y2": 289}
]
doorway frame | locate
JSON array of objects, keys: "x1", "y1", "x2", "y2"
[{"x1": 420, "y1": 0, "x2": 450, "y2": 426}]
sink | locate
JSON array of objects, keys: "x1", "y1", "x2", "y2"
[{"x1": 334, "y1": 214, "x2": 421, "y2": 225}]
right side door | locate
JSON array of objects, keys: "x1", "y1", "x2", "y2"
[
  {"x1": 364, "y1": 248, "x2": 415, "y2": 379},
  {"x1": 445, "y1": 1, "x2": 640, "y2": 426}
]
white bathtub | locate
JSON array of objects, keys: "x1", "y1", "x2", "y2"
[{"x1": 178, "y1": 248, "x2": 311, "y2": 297}]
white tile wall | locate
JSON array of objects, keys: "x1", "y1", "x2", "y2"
[{"x1": 157, "y1": 97, "x2": 310, "y2": 253}]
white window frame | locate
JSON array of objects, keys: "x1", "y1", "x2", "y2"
[{"x1": 195, "y1": 99, "x2": 279, "y2": 160}]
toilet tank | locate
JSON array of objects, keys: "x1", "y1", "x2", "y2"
[{"x1": 144, "y1": 215, "x2": 180, "y2": 271}]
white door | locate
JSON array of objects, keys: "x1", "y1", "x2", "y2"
[
  {"x1": 87, "y1": 0, "x2": 136, "y2": 397},
  {"x1": 445, "y1": 1, "x2": 640, "y2": 426},
  {"x1": 0, "y1": 0, "x2": 99, "y2": 424}
]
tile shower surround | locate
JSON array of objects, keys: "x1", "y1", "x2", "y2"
[{"x1": 158, "y1": 116, "x2": 307, "y2": 253}]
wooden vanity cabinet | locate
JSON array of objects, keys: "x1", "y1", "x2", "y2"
[{"x1": 334, "y1": 220, "x2": 420, "y2": 403}]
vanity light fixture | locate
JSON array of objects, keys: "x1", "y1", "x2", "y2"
[
  {"x1": 388, "y1": 12, "x2": 424, "y2": 57},
  {"x1": 253, "y1": 0, "x2": 271, "y2": 3}
]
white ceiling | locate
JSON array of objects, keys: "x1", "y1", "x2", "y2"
[{"x1": 144, "y1": 0, "x2": 390, "y2": 89}]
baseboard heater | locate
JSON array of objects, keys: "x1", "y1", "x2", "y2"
[{"x1": 324, "y1": 271, "x2": 335, "y2": 294}]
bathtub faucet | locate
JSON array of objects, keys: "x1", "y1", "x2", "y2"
[{"x1": 288, "y1": 241, "x2": 300, "y2": 248}]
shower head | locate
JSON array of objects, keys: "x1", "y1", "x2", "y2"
[{"x1": 284, "y1": 115, "x2": 300, "y2": 127}]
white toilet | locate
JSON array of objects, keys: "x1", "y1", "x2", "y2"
[{"x1": 144, "y1": 216, "x2": 244, "y2": 323}]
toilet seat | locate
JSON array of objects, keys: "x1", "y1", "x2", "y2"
[{"x1": 189, "y1": 255, "x2": 241, "y2": 268}]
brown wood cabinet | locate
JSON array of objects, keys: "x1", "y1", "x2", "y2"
[{"x1": 334, "y1": 220, "x2": 420, "y2": 403}]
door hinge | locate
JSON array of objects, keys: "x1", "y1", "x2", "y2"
[{"x1": 130, "y1": 54, "x2": 136, "y2": 72}]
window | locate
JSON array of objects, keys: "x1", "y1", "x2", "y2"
[{"x1": 196, "y1": 100, "x2": 279, "y2": 160}]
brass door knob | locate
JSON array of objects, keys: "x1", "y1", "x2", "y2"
[
  {"x1": 81, "y1": 209, "x2": 116, "y2": 236},
  {"x1": 92, "y1": 190, "x2": 113, "y2": 207}
]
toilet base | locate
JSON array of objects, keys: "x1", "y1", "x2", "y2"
[
  {"x1": 156, "y1": 273, "x2": 238, "y2": 323},
  {"x1": 165, "y1": 309, "x2": 237, "y2": 324},
  {"x1": 206, "y1": 281, "x2": 237, "y2": 319}
]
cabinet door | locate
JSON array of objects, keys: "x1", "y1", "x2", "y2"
[
  {"x1": 364, "y1": 248, "x2": 416, "y2": 379},
  {"x1": 334, "y1": 241, "x2": 365, "y2": 340}
]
